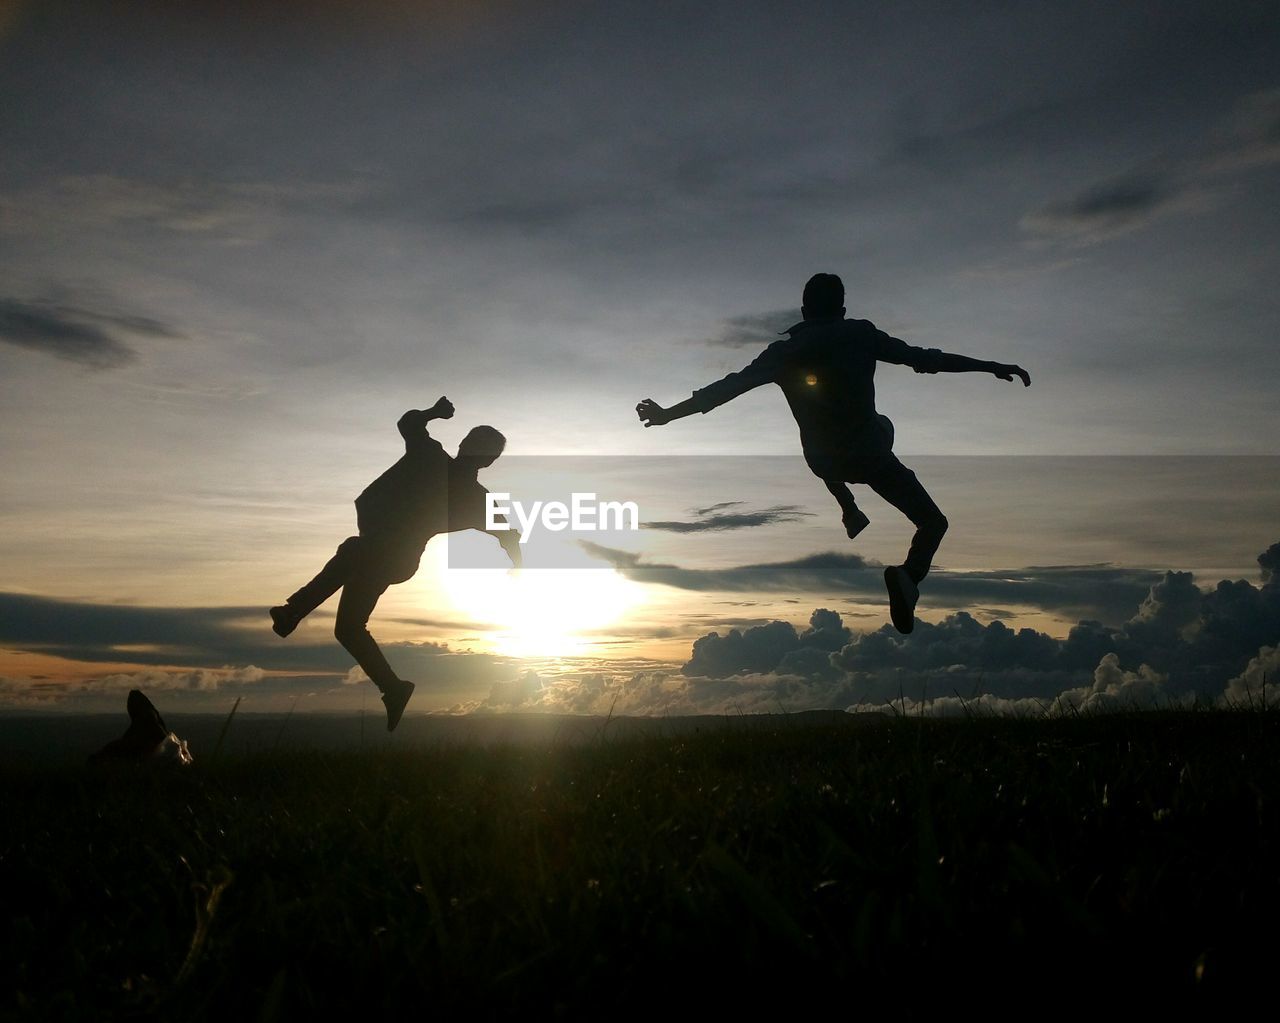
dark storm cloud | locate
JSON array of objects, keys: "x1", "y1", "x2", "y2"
[
  {"x1": 0, "y1": 299, "x2": 153, "y2": 369},
  {"x1": 645, "y1": 503, "x2": 814, "y2": 533},
  {"x1": 683, "y1": 608, "x2": 851, "y2": 679},
  {"x1": 704, "y1": 311, "x2": 794, "y2": 349},
  {"x1": 684, "y1": 542, "x2": 1280, "y2": 702}
]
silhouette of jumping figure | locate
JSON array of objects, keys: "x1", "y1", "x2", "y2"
[
  {"x1": 271, "y1": 398, "x2": 520, "y2": 730},
  {"x1": 637, "y1": 273, "x2": 1030, "y2": 634}
]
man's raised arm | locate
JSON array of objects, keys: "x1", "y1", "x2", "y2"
[{"x1": 397, "y1": 396, "x2": 456, "y2": 447}]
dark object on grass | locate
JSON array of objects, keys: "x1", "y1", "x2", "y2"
[{"x1": 89, "y1": 689, "x2": 194, "y2": 766}]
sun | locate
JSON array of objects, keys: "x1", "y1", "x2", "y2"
[{"x1": 426, "y1": 532, "x2": 643, "y2": 657}]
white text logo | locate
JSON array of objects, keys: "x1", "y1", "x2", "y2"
[{"x1": 486, "y1": 492, "x2": 640, "y2": 543}]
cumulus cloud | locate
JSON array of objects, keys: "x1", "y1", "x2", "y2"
[
  {"x1": 468, "y1": 541, "x2": 1280, "y2": 717},
  {"x1": 645, "y1": 503, "x2": 814, "y2": 533},
  {"x1": 1221, "y1": 646, "x2": 1280, "y2": 708},
  {"x1": 91, "y1": 665, "x2": 265, "y2": 693},
  {"x1": 8, "y1": 665, "x2": 267, "y2": 705}
]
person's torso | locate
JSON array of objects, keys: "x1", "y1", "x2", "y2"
[
  {"x1": 768, "y1": 319, "x2": 891, "y2": 465},
  {"x1": 355, "y1": 440, "x2": 489, "y2": 549}
]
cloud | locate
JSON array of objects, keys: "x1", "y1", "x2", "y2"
[
  {"x1": 0, "y1": 298, "x2": 157, "y2": 369},
  {"x1": 89, "y1": 665, "x2": 265, "y2": 694},
  {"x1": 1020, "y1": 172, "x2": 1210, "y2": 245},
  {"x1": 645, "y1": 503, "x2": 814, "y2": 533},
  {"x1": 680, "y1": 607, "x2": 851, "y2": 679},
  {"x1": 695, "y1": 502, "x2": 745, "y2": 516},
  {"x1": 6, "y1": 664, "x2": 267, "y2": 707},
  {"x1": 703, "y1": 311, "x2": 795, "y2": 348},
  {"x1": 582, "y1": 542, "x2": 1160, "y2": 622},
  {"x1": 1023, "y1": 88, "x2": 1280, "y2": 246},
  {"x1": 581, "y1": 542, "x2": 879, "y2": 594},
  {"x1": 0, "y1": 175, "x2": 367, "y2": 242},
  {"x1": 1222, "y1": 646, "x2": 1280, "y2": 708},
  {"x1": 0, "y1": 592, "x2": 512, "y2": 690},
  {"x1": 467, "y1": 541, "x2": 1280, "y2": 717}
]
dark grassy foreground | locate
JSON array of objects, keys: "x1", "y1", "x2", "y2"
[{"x1": 3, "y1": 710, "x2": 1278, "y2": 1020}]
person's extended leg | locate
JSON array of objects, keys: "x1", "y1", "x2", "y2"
[
  {"x1": 271, "y1": 536, "x2": 362, "y2": 637},
  {"x1": 333, "y1": 567, "x2": 416, "y2": 731},
  {"x1": 333, "y1": 572, "x2": 397, "y2": 689},
  {"x1": 864, "y1": 458, "x2": 948, "y2": 633},
  {"x1": 824, "y1": 479, "x2": 870, "y2": 539},
  {"x1": 865, "y1": 458, "x2": 948, "y2": 583}
]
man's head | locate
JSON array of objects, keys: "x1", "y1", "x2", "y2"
[
  {"x1": 801, "y1": 273, "x2": 845, "y2": 321},
  {"x1": 457, "y1": 425, "x2": 506, "y2": 467}
]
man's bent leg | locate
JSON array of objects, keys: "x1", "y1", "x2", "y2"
[
  {"x1": 824, "y1": 480, "x2": 870, "y2": 540},
  {"x1": 272, "y1": 537, "x2": 363, "y2": 638},
  {"x1": 865, "y1": 459, "x2": 948, "y2": 584},
  {"x1": 284, "y1": 537, "x2": 362, "y2": 619}
]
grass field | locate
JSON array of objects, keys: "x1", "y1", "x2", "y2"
[{"x1": 3, "y1": 709, "x2": 1277, "y2": 1020}]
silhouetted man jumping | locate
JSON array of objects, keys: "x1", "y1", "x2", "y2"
[
  {"x1": 636, "y1": 273, "x2": 1029, "y2": 634},
  {"x1": 270, "y1": 397, "x2": 520, "y2": 730}
]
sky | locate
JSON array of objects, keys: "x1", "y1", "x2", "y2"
[{"x1": 1, "y1": 0, "x2": 1277, "y2": 716}]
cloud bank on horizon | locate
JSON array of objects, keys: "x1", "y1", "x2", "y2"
[
  {"x1": 3, "y1": 542, "x2": 1278, "y2": 715},
  {"x1": 466, "y1": 542, "x2": 1280, "y2": 717}
]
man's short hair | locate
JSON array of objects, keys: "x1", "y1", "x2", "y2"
[
  {"x1": 803, "y1": 273, "x2": 845, "y2": 318},
  {"x1": 458, "y1": 425, "x2": 506, "y2": 461}
]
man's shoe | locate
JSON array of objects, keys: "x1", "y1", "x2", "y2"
[
  {"x1": 884, "y1": 566, "x2": 919, "y2": 635},
  {"x1": 270, "y1": 605, "x2": 300, "y2": 638},
  {"x1": 842, "y1": 505, "x2": 870, "y2": 540},
  {"x1": 381, "y1": 679, "x2": 416, "y2": 732}
]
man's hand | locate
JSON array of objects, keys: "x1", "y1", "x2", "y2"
[
  {"x1": 994, "y1": 365, "x2": 1031, "y2": 387},
  {"x1": 636, "y1": 398, "x2": 672, "y2": 427},
  {"x1": 429, "y1": 396, "x2": 455, "y2": 419}
]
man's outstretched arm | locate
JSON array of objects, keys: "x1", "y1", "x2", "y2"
[
  {"x1": 933, "y1": 352, "x2": 1031, "y2": 386},
  {"x1": 636, "y1": 395, "x2": 703, "y2": 427},
  {"x1": 876, "y1": 331, "x2": 1030, "y2": 386},
  {"x1": 637, "y1": 345, "x2": 783, "y2": 427}
]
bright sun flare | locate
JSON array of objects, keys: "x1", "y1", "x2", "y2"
[{"x1": 424, "y1": 533, "x2": 643, "y2": 657}]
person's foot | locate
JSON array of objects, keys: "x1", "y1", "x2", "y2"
[
  {"x1": 270, "y1": 604, "x2": 300, "y2": 638},
  {"x1": 381, "y1": 679, "x2": 416, "y2": 732},
  {"x1": 883, "y1": 565, "x2": 919, "y2": 634},
  {"x1": 842, "y1": 505, "x2": 870, "y2": 540}
]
